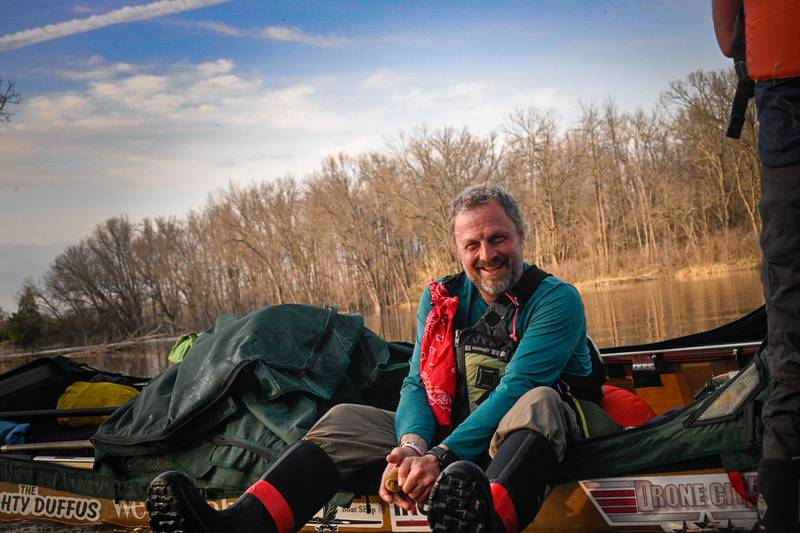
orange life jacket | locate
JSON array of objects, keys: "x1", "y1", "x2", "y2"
[
  {"x1": 743, "y1": 0, "x2": 800, "y2": 80},
  {"x1": 726, "y1": 0, "x2": 800, "y2": 139}
]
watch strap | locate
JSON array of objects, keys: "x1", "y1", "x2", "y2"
[{"x1": 425, "y1": 446, "x2": 459, "y2": 469}]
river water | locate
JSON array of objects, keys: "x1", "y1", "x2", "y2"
[
  {"x1": 0, "y1": 269, "x2": 765, "y2": 532},
  {"x1": 0, "y1": 269, "x2": 766, "y2": 378},
  {"x1": 366, "y1": 269, "x2": 765, "y2": 349}
]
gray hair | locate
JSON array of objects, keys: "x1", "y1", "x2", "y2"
[{"x1": 448, "y1": 183, "x2": 524, "y2": 237}]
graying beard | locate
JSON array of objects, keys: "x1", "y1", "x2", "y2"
[{"x1": 470, "y1": 263, "x2": 523, "y2": 296}]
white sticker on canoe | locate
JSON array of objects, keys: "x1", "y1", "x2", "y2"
[
  {"x1": 0, "y1": 484, "x2": 101, "y2": 522},
  {"x1": 580, "y1": 473, "x2": 757, "y2": 532},
  {"x1": 112, "y1": 499, "x2": 148, "y2": 520},
  {"x1": 307, "y1": 501, "x2": 384, "y2": 529},
  {"x1": 389, "y1": 503, "x2": 430, "y2": 531}
]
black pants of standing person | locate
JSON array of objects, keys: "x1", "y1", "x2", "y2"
[{"x1": 755, "y1": 77, "x2": 800, "y2": 533}]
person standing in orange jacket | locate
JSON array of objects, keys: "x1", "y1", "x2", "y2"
[{"x1": 713, "y1": 2, "x2": 800, "y2": 531}]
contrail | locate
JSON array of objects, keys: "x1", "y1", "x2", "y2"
[{"x1": 0, "y1": 0, "x2": 230, "y2": 52}]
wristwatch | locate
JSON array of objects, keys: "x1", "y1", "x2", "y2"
[{"x1": 425, "y1": 446, "x2": 459, "y2": 469}]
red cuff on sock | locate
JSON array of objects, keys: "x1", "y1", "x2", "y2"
[
  {"x1": 491, "y1": 482, "x2": 519, "y2": 533},
  {"x1": 246, "y1": 480, "x2": 295, "y2": 533}
]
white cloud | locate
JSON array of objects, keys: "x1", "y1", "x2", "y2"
[
  {"x1": 0, "y1": 132, "x2": 40, "y2": 159},
  {"x1": 0, "y1": 0, "x2": 230, "y2": 51},
  {"x1": 124, "y1": 75, "x2": 169, "y2": 95},
  {"x1": 190, "y1": 74, "x2": 246, "y2": 95},
  {"x1": 225, "y1": 84, "x2": 341, "y2": 132},
  {"x1": 168, "y1": 21, "x2": 417, "y2": 48},
  {"x1": 26, "y1": 94, "x2": 95, "y2": 124},
  {"x1": 196, "y1": 59, "x2": 235, "y2": 77},
  {"x1": 508, "y1": 88, "x2": 563, "y2": 109},
  {"x1": 9, "y1": 58, "x2": 340, "y2": 142},
  {"x1": 446, "y1": 82, "x2": 488, "y2": 99},
  {"x1": 42, "y1": 56, "x2": 138, "y2": 82},
  {"x1": 398, "y1": 82, "x2": 493, "y2": 108},
  {"x1": 330, "y1": 135, "x2": 382, "y2": 157},
  {"x1": 9, "y1": 58, "x2": 568, "y2": 160},
  {"x1": 360, "y1": 69, "x2": 405, "y2": 91},
  {"x1": 2, "y1": 55, "x2": 575, "y2": 251},
  {"x1": 261, "y1": 26, "x2": 355, "y2": 47},
  {"x1": 165, "y1": 19, "x2": 245, "y2": 36},
  {"x1": 191, "y1": 20, "x2": 244, "y2": 36},
  {"x1": 82, "y1": 62, "x2": 260, "y2": 118},
  {"x1": 18, "y1": 93, "x2": 147, "y2": 133}
]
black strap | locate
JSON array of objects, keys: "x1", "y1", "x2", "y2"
[
  {"x1": 560, "y1": 340, "x2": 607, "y2": 405},
  {"x1": 504, "y1": 266, "x2": 550, "y2": 308},
  {"x1": 441, "y1": 272, "x2": 464, "y2": 296},
  {"x1": 727, "y1": 4, "x2": 754, "y2": 139}
]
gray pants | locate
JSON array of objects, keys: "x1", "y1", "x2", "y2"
[
  {"x1": 759, "y1": 163, "x2": 800, "y2": 461},
  {"x1": 304, "y1": 386, "x2": 579, "y2": 481}
]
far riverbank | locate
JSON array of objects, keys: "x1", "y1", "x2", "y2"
[{"x1": 572, "y1": 260, "x2": 760, "y2": 292}]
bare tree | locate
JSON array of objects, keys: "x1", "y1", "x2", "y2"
[
  {"x1": 1, "y1": 77, "x2": 22, "y2": 122},
  {"x1": 504, "y1": 107, "x2": 565, "y2": 268}
]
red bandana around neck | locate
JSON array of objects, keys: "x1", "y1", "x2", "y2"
[{"x1": 419, "y1": 279, "x2": 459, "y2": 429}]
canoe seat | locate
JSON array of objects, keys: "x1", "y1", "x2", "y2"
[{"x1": 600, "y1": 384, "x2": 658, "y2": 428}]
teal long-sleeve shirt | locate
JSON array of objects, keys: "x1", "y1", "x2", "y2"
[{"x1": 394, "y1": 264, "x2": 591, "y2": 461}]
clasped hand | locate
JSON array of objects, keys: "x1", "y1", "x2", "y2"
[{"x1": 378, "y1": 445, "x2": 441, "y2": 512}]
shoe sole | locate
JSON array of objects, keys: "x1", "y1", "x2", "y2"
[
  {"x1": 428, "y1": 468, "x2": 492, "y2": 532},
  {"x1": 147, "y1": 476, "x2": 209, "y2": 533}
]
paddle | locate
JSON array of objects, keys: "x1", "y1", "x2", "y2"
[
  {"x1": 0, "y1": 407, "x2": 117, "y2": 420},
  {"x1": 0, "y1": 440, "x2": 93, "y2": 453}
]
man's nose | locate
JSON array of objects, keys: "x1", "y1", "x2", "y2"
[{"x1": 478, "y1": 242, "x2": 495, "y2": 262}]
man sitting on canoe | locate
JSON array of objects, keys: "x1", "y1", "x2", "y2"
[{"x1": 146, "y1": 183, "x2": 605, "y2": 533}]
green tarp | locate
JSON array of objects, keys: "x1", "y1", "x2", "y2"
[
  {"x1": 91, "y1": 304, "x2": 412, "y2": 497},
  {"x1": 561, "y1": 349, "x2": 767, "y2": 480}
]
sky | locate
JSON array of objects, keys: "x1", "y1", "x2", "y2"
[{"x1": 0, "y1": 0, "x2": 731, "y2": 312}]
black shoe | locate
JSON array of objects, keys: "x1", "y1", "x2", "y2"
[
  {"x1": 147, "y1": 471, "x2": 276, "y2": 533},
  {"x1": 757, "y1": 459, "x2": 800, "y2": 533},
  {"x1": 147, "y1": 471, "x2": 214, "y2": 533},
  {"x1": 427, "y1": 460, "x2": 499, "y2": 533}
]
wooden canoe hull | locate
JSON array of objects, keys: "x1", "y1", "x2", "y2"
[{"x1": 0, "y1": 468, "x2": 758, "y2": 532}]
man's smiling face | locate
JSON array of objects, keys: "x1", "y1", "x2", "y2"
[{"x1": 453, "y1": 199, "x2": 524, "y2": 303}]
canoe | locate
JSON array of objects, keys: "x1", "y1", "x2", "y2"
[{"x1": 0, "y1": 306, "x2": 767, "y2": 532}]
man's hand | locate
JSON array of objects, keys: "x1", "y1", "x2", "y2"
[
  {"x1": 379, "y1": 446, "x2": 418, "y2": 510},
  {"x1": 379, "y1": 446, "x2": 441, "y2": 511}
]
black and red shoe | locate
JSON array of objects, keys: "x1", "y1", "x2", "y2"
[
  {"x1": 147, "y1": 471, "x2": 272, "y2": 533},
  {"x1": 427, "y1": 460, "x2": 503, "y2": 533},
  {"x1": 147, "y1": 471, "x2": 215, "y2": 533}
]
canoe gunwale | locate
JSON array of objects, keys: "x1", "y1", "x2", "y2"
[{"x1": 600, "y1": 340, "x2": 762, "y2": 364}]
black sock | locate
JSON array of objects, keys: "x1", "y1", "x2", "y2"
[
  {"x1": 248, "y1": 439, "x2": 340, "y2": 528},
  {"x1": 485, "y1": 430, "x2": 558, "y2": 532}
]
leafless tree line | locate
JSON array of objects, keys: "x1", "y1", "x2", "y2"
[{"x1": 32, "y1": 69, "x2": 761, "y2": 343}]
